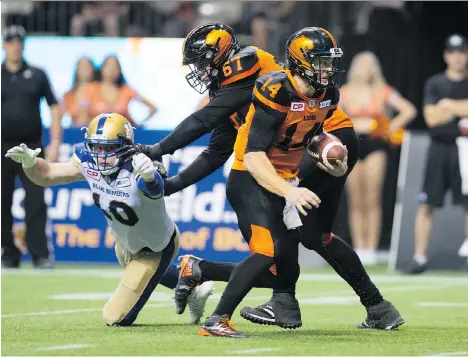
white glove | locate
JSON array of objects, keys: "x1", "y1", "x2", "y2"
[
  {"x1": 317, "y1": 145, "x2": 349, "y2": 177},
  {"x1": 132, "y1": 153, "x2": 156, "y2": 181},
  {"x1": 5, "y1": 143, "x2": 41, "y2": 168}
]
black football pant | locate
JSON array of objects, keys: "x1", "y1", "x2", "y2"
[
  {"x1": 1, "y1": 140, "x2": 50, "y2": 263},
  {"x1": 212, "y1": 169, "x2": 300, "y2": 316}
]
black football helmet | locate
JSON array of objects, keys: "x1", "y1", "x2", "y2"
[
  {"x1": 285, "y1": 27, "x2": 344, "y2": 90},
  {"x1": 182, "y1": 23, "x2": 240, "y2": 94}
]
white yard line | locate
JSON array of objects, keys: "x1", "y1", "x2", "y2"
[
  {"x1": 36, "y1": 344, "x2": 94, "y2": 351},
  {"x1": 2, "y1": 307, "x2": 102, "y2": 318},
  {"x1": 417, "y1": 302, "x2": 468, "y2": 307},
  {"x1": 1, "y1": 302, "x2": 173, "y2": 318},
  {"x1": 3, "y1": 269, "x2": 468, "y2": 285},
  {"x1": 425, "y1": 351, "x2": 468, "y2": 356},
  {"x1": 230, "y1": 348, "x2": 280, "y2": 354},
  {"x1": 6, "y1": 282, "x2": 463, "y2": 319}
]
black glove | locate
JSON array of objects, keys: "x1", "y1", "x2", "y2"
[{"x1": 116, "y1": 134, "x2": 159, "y2": 163}]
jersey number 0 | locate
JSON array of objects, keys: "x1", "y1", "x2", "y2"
[{"x1": 92, "y1": 193, "x2": 139, "y2": 226}]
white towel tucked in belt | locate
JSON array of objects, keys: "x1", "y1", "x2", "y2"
[
  {"x1": 283, "y1": 177, "x2": 303, "y2": 230},
  {"x1": 456, "y1": 135, "x2": 468, "y2": 195}
]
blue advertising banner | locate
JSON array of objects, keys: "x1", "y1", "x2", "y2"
[{"x1": 11, "y1": 129, "x2": 248, "y2": 264}]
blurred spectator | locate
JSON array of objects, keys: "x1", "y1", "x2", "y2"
[
  {"x1": 407, "y1": 34, "x2": 468, "y2": 274},
  {"x1": 1, "y1": 25, "x2": 62, "y2": 269},
  {"x1": 163, "y1": 2, "x2": 197, "y2": 38},
  {"x1": 247, "y1": 1, "x2": 295, "y2": 58},
  {"x1": 340, "y1": 51, "x2": 416, "y2": 265},
  {"x1": 62, "y1": 56, "x2": 98, "y2": 127},
  {"x1": 2, "y1": 1, "x2": 34, "y2": 29},
  {"x1": 79, "y1": 55, "x2": 157, "y2": 126},
  {"x1": 71, "y1": 2, "x2": 129, "y2": 37}
]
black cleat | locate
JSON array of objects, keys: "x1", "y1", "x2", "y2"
[
  {"x1": 272, "y1": 292, "x2": 302, "y2": 329},
  {"x1": 174, "y1": 255, "x2": 204, "y2": 314},
  {"x1": 404, "y1": 260, "x2": 428, "y2": 275},
  {"x1": 358, "y1": 299, "x2": 405, "y2": 330},
  {"x1": 240, "y1": 301, "x2": 276, "y2": 326}
]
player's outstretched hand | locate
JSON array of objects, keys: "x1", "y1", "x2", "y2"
[
  {"x1": 116, "y1": 134, "x2": 153, "y2": 163},
  {"x1": 317, "y1": 145, "x2": 348, "y2": 177},
  {"x1": 284, "y1": 186, "x2": 321, "y2": 216},
  {"x1": 5, "y1": 143, "x2": 41, "y2": 168},
  {"x1": 132, "y1": 153, "x2": 156, "y2": 181}
]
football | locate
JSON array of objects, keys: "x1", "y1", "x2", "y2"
[{"x1": 307, "y1": 132, "x2": 346, "y2": 166}]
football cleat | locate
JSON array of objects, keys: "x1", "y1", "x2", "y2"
[
  {"x1": 272, "y1": 292, "x2": 302, "y2": 329},
  {"x1": 240, "y1": 301, "x2": 276, "y2": 325},
  {"x1": 187, "y1": 281, "x2": 214, "y2": 324},
  {"x1": 174, "y1": 255, "x2": 205, "y2": 314},
  {"x1": 358, "y1": 299, "x2": 405, "y2": 330},
  {"x1": 199, "y1": 314, "x2": 248, "y2": 338}
]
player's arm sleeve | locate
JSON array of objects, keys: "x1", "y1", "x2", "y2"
[
  {"x1": 155, "y1": 81, "x2": 254, "y2": 158},
  {"x1": 165, "y1": 120, "x2": 237, "y2": 195},
  {"x1": 245, "y1": 98, "x2": 287, "y2": 154},
  {"x1": 137, "y1": 171, "x2": 164, "y2": 199},
  {"x1": 40, "y1": 70, "x2": 58, "y2": 106}
]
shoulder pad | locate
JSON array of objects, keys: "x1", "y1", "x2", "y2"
[
  {"x1": 252, "y1": 71, "x2": 290, "y2": 113},
  {"x1": 219, "y1": 47, "x2": 261, "y2": 87},
  {"x1": 72, "y1": 143, "x2": 92, "y2": 165}
]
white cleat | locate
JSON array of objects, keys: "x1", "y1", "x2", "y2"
[
  {"x1": 186, "y1": 281, "x2": 214, "y2": 324},
  {"x1": 458, "y1": 239, "x2": 468, "y2": 257}
]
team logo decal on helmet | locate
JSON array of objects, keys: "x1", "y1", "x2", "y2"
[
  {"x1": 182, "y1": 23, "x2": 240, "y2": 93},
  {"x1": 286, "y1": 27, "x2": 344, "y2": 89}
]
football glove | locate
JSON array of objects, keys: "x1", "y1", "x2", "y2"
[
  {"x1": 5, "y1": 143, "x2": 41, "y2": 168},
  {"x1": 132, "y1": 153, "x2": 167, "y2": 182},
  {"x1": 132, "y1": 153, "x2": 155, "y2": 181},
  {"x1": 116, "y1": 134, "x2": 161, "y2": 163}
]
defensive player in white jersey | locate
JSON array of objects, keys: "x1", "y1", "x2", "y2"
[{"x1": 5, "y1": 112, "x2": 213, "y2": 326}]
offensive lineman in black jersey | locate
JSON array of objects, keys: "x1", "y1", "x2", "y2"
[{"x1": 117, "y1": 23, "x2": 283, "y2": 193}]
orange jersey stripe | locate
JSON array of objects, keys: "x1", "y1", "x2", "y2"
[
  {"x1": 252, "y1": 87, "x2": 289, "y2": 113},
  {"x1": 249, "y1": 224, "x2": 275, "y2": 257},
  {"x1": 323, "y1": 106, "x2": 354, "y2": 132},
  {"x1": 221, "y1": 61, "x2": 261, "y2": 86}
]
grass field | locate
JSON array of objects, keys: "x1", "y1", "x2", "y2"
[{"x1": 2, "y1": 264, "x2": 468, "y2": 356}]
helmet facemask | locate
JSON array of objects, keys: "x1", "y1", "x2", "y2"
[
  {"x1": 301, "y1": 48, "x2": 344, "y2": 89},
  {"x1": 185, "y1": 51, "x2": 219, "y2": 94},
  {"x1": 85, "y1": 138, "x2": 124, "y2": 176}
]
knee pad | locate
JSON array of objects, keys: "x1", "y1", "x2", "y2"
[{"x1": 103, "y1": 257, "x2": 159, "y2": 326}]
